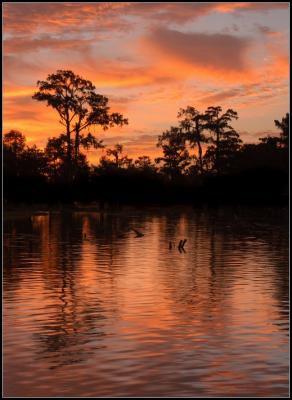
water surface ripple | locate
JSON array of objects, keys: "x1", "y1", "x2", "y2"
[{"x1": 3, "y1": 206, "x2": 289, "y2": 397}]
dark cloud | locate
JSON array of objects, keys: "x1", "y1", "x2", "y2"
[
  {"x1": 126, "y1": 2, "x2": 289, "y2": 24},
  {"x1": 201, "y1": 88, "x2": 241, "y2": 103},
  {"x1": 125, "y1": 2, "x2": 217, "y2": 23},
  {"x1": 4, "y1": 2, "x2": 288, "y2": 38},
  {"x1": 4, "y1": 35, "x2": 95, "y2": 54},
  {"x1": 257, "y1": 25, "x2": 273, "y2": 34},
  {"x1": 255, "y1": 24, "x2": 280, "y2": 36},
  {"x1": 200, "y1": 81, "x2": 288, "y2": 106},
  {"x1": 222, "y1": 24, "x2": 240, "y2": 34},
  {"x1": 147, "y1": 28, "x2": 252, "y2": 71},
  {"x1": 3, "y1": 2, "x2": 131, "y2": 35},
  {"x1": 3, "y1": 55, "x2": 49, "y2": 87}
]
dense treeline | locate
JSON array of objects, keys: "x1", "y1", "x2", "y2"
[{"x1": 3, "y1": 70, "x2": 289, "y2": 206}]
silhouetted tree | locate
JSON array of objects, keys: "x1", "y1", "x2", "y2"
[
  {"x1": 3, "y1": 130, "x2": 46, "y2": 178},
  {"x1": 258, "y1": 135, "x2": 279, "y2": 148},
  {"x1": 275, "y1": 113, "x2": 289, "y2": 148},
  {"x1": 32, "y1": 70, "x2": 128, "y2": 180},
  {"x1": 258, "y1": 113, "x2": 289, "y2": 150},
  {"x1": 204, "y1": 106, "x2": 242, "y2": 174},
  {"x1": 4, "y1": 104, "x2": 288, "y2": 205},
  {"x1": 134, "y1": 156, "x2": 157, "y2": 172},
  {"x1": 100, "y1": 144, "x2": 132, "y2": 169},
  {"x1": 21, "y1": 145, "x2": 47, "y2": 177},
  {"x1": 4, "y1": 130, "x2": 26, "y2": 176},
  {"x1": 45, "y1": 135, "x2": 71, "y2": 179},
  {"x1": 178, "y1": 106, "x2": 208, "y2": 174},
  {"x1": 45, "y1": 133, "x2": 104, "y2": 180},
  {"x1": 3, "y1": 130, "x2": 26, "y2": 155},
  {"x1": 156, "y1": 127, "x2": 190, "y2": 179}
]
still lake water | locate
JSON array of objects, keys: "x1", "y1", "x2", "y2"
[{"x1": 3, "y1": 206, "x2": 289, "y2": 397}]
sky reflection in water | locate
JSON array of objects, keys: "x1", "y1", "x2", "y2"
[{"x1": 3, "y1": 206, "x2": 289, "y2": 397}]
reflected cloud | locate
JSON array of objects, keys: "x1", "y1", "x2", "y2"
[{"x1": 3, "y1": 207, "x2": 289, "y2": 396}]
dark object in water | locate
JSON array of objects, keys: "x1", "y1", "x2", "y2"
[
  {"x1": 130, "y1": 228, "x2": 144, "y2": 237},
  {"x1": 178, "y1": 239, "x2": 187, "y2": 250},
  {"x1": 84, "y1": 233, "x2": 87, "y2": 239},
  {"x1": 169, "y1": 241, "x2": 173, "y2": 249}
]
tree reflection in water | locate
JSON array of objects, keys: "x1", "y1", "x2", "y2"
[{"x1": 3, "y1": 206, "x2": 289, "y2": 396}]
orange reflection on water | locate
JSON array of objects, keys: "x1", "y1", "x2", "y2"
[{"x1": 3, "y1": 208, "x2": 289, "y2": 397}]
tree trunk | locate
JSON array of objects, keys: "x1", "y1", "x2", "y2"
[
  {"x1": 66, "y1": 120, "x2": 72, "y2": 182},
  {"x1": 195, "y1": 121, "x2": 203, "y2": 174},
  {"x1": 215, "y1": 129, "x2": 220, "y2": 174},
  {"x1": 74, "y1": 131, "x2": 79, "y2": 162},
  {"x1": 72, "y1": 128, "x2": 80, "y2": 181},
  {"x1": 197, "y1": 140, "x2": 203, "y2": 174}
]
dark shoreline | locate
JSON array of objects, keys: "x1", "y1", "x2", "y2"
[{"x1": 4, "y1": 160, "x2": 288, "y2": 209}]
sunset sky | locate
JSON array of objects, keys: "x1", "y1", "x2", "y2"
[{"x1": 3, "y1": 2, "x2": 289, "y2": 162}]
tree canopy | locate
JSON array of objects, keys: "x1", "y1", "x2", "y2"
[
  {"x1": 275, "y1": 113, "x2": 289, "y2": 148},
  {"x1": 177, "y1": 106, "x2": 208, "y2": 174},
  {"x1": 32, "y1": 70, "x2": 128, "y2": 180},
  {"x1": 4, "y1": 69, "x2": 288, "y2": 204}
]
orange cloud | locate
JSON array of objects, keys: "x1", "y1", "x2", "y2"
[
  {"x1": 3, "y1": 2, "x2": 289, "y2": 158},
  {"x1": 139, "y1": 29, "x2": 260, "y2": 85},
  {"x1": 3, "y1": 2, "x2": 130, "y2": 35},
  {"x1": 4, "y1": 2, "x2": 289, "y2": 39},
  {"x1": 125, "y1": 2, "x2": 289, "y2": 24},
  {"x1": 214, "y1": 2, "x2": 289, "y2": 13},
  {"x1": 4, "y1": 87, "x2": 35, "y2": 98}
]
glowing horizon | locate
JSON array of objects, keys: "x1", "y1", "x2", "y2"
[{"x1": 3, "y1": 2, "x2": 289, "y2": 163}]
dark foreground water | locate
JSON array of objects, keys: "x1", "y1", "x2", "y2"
[{"x1": 3, "y1": 206, "x2": 289, "y2": 397}]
